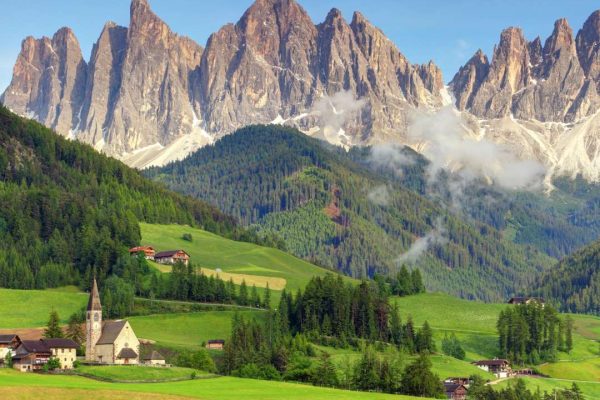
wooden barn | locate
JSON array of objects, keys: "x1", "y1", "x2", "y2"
[{"x1": 129, "y1": 246, "x2": 156, "y2": 260}]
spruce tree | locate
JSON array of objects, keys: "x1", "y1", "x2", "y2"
[
  {"x1": 43, "y1": 310, "x2": 63, "y2": 338},
  {"x1": 65, "y1": 313, "x2": 84, "y2": 345},
  {"x1": 263, "y1": 282, "x2": 271, "y2": 309},
  {"x1": 400, "y1": 354, "x2": 443, "y2": 398},
  {"x1": 238, "y1": 280, "x2": 248, "y2": 306}
]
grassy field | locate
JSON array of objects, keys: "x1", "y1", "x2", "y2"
[
  {"x1": 497, "y1": 377, "x2": 600, "y2": 399},
  {"x1": 151, "y1": 262, "x2": 288, "y2": 290},
  {"x1": 140, "y1": 223, "x2": 350, "y2": 293},
  {"x1": 394, "y1": 293, "x2": 600, "y2": 362},
  {"x1": 76, "y1": 365, "x2": 209, "y2": 382},
  {"x1": 539, "y1": 358, "x2": 600, "y2": 382},
  {"x1": 128, "y1": 310, "x2": 265, "y2": 349},
  {"x1": 0, "y1": 287, "x2": 86, "y2": 328},
  {"x1": 0, "y1": 369, "x2": 422, "y2": 400}
]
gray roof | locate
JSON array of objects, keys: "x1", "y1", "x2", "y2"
[
  {"x1": 0, "y1": 334, "x2": 18, "y2": 344},
  {"x1": 96, "y1": 320, "x2": 127, "y2": 345},
  {"x1": 18, "y1": 340, "x2": 51, "y2": 354},
  {"x1": 143, "y1": 350, "x2": 165, "y2": 361},
  {"x1": 117, "y1": 347, "x2": 138, "y2": 359},
  {"x1": 42, "y1": 338, "x2": 79, "y2": 349}
]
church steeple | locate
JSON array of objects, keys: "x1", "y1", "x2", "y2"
[
  {"x1": 87, "y1": 278, "x2": 102, "y2": 311},
  {"x1": 85, "y1": 278, "x2": 103, "y2": 361}
]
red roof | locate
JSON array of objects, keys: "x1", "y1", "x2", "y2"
[{"x1": 129, "y1": 246, "x2": 155, "y2": 254}]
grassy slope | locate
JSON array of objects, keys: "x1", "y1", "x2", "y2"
[
  {"x1": 140, "y1": 223, "x2": 351, "y2": 293},
  {"x1": 395, "y1": 293, "x2": 600, "y2": 397},
  {"x1": 0, "y1": 369, "x2": 420, "y2": 400},
  {"x1": 128, "y1": 311, "x2": 265, "y2": 350},
  {"x1": 0, "y1": 287, "x2": 86, "y2": 328},
  {"x1": 76, "y1": 365, "x2": 207, "y2": 382}
]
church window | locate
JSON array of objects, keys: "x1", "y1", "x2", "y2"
[{"x1": 94, "y1": 313, "x2": 99, "y2": 322}]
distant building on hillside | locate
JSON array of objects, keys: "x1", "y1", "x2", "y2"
[
  {"x1": 472, "y1": 359, "x2": 511, "y2": 378},
  {"x1": 86, "y1": 278, "x2": 140, "y2": 365},
  {"x1": 12, "y1": 338, "x2": 78, "y2": 371},
  {"x1": 507, "y1": 297, "x2": 545, "y2": 306},
  {"x1": 129, "y1": 246, "x2": 156, "y2": 260},
  {"x1": 206, "y1": 339, "x2": 225, "y2": 350},
  {"x1": 154, "y1": 250, "x2": 190, "y2": 266},
  {"x1": 443, "y1": 382, "x2": 468, "y2": 400}
]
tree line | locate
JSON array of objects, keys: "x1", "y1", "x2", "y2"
[{"x1": 497, "y1": 303, "x2": 573, "y2": 364}]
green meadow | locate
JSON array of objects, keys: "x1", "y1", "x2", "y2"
[
  {"x1": 0, "y1": 369, "x2": 421, "y2": 400},
  {"x1": 128, "y1": 310, "x2": 265, "y2": 349},
  {"x1": 0, "y1": 287, "x2": 86, "y2": 329},
  {"x1": 140, "y1": 223, "x2": 352, "y2": 293}
]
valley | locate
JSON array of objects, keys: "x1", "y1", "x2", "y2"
[{"x1": 0, "y1": 0, "x2": 600, "y2": 398}]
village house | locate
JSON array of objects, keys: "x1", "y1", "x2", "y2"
[
  {"x1": 129, "y1": 246, "x2": 156, "y2": 260},
  {"x1": 86, "y1": 278, "x2": 140, "y2": 365},
  {"x1": 12, "y1": 338, "x2": 78, "y2": 372},
  {"x1": 0, "y1": 334, "x2": 20, "y2": 361},
  {"x1": 473, "y1": 359, "x2": 511, "y2": 378},
  {"x1": 206, "y1": 339, "x2": 225, "y2": 350},
  {"x1": 12, "y1": 340, "x2": 51, "y2": 372},
  {"x1": 508, "y1": 297, "x2": 545, "y2": 306},
  {"x1": 154, "y1": 250, "x2": 190, "y2": 266},
  {"x1": 43, "y1": 338, "x2": 79, "y2": 369},
  {"x1": 444, "y1": 382, "x2": 468, "y2": 400},
  {"x1": 143, "y1": 350, "x2": 166, "y2": 365}
]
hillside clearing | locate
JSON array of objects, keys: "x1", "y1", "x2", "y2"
[
  {"x1": 152, "y1": 262, "x2": 287, "y2": 290},
  {"x1": 140, "y1": 223, "x2": 351, "y2": 293}
]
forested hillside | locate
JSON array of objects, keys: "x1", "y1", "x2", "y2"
[
  {"x1": 0, "y1": 106, "x2": 240, "y2": 289},
  {"x1": 146, "y1": 125, "x2": 553, "y2": 301},
  {"x1": 537, "y1": 239, "x2": 600, "y2": 314}
]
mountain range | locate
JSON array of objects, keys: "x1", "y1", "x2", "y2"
[{"x1": 4, "y1": 0, "x2": 600, "y2": 181}]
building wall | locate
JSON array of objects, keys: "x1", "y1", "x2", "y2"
[
  {"x1": 144, "y1": 359, "x2": 166, "y2": 365},
  {"x1": 86, "y1": 310, "x2": 102, "y2": 361},
  {"x1": 95, "y1": 343, "x2": 115, "y2": 364},
  {"x1": 112, "y1": 321, "x2": 140, "y2": 365},
  {"x1": 50, "y1": 347, "x2": 77, "y2": 369}
]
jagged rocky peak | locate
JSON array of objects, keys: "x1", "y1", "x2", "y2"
[
  {"x1": 1, "y1": 26, "x2": 87, "y2": 135},
  {"x1": 452, "y1": 11, "x2": 600, "y2": 123},
  {"x1": 449, "y1": 49, "x2": 489, "y2": 110},
  {"x1": 576, "y1": 10, "x2": 600, "y2": 87},
  {"x1": 544, "y1": 18, "x2": 576, "y2": 56},
  {"x1": 2, "y1": 0, "x2": 444, "y2": 167}
]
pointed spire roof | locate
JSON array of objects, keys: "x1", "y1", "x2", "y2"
[{"x1": 87, "y1": 278, "x2": 102, "y2": 311}]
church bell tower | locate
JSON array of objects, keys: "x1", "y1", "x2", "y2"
[{"x1": 85, "y1": 278, "x2": 102, "y2": 361}]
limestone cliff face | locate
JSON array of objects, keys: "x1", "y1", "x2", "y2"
[
  {"x1": 1, "y1": 28, "x2": 87, "y2": 136},
  {"x1": 451, "y1": 16, "x2": 600, "y2": 123},
  {"x1": 1, "y1": 0, "x2": 444, "y2": 162}
]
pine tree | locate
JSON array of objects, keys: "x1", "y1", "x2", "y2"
[
  {"x1": 400, "y1": 354, "x2": 444, "y2": 398},
  {"x1": 65, "y1": 313, "x2": 84, "y2": 345},
  {"x1": 250, "y1": 284, "x2": 261, "y2": 308},
  {"x1": 311, "y1": 352, "x2": 339, "y2": 387},
  {"x1": 263, "y1": 282, "x2": 271, "y2": 309},
  {"x1": 43, "y1": 310, "x2": 63, "y2": 338},
  {"x1": 239, "y1": 280, "x2": 248, "y2": 306},
  {"x1": 565, "y1": 316, "x2": 573, "y2": 354}
]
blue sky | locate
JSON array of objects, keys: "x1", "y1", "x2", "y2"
[{"x1": 0, "y1": 0, "x2": 598, "y2": 90}]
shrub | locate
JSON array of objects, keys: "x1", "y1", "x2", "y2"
[{"x1": 182, "y1": 233, "x2": 193, "y2": 242}]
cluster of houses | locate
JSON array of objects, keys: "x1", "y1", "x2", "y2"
[
  {"x1": 128, "y1": 246, "x2": 190, "y2": 266},
  {"x1": 0, "y1": 279, "x2": 166, "y2": 372}
]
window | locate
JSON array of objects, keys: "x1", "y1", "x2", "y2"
[{"x1": 94, "y1": 313, "x2": 99, "y2": 322}]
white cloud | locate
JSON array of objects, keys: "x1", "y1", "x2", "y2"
[{"x1": 396, "y1": 218, "x2": 447, "y2": 264}]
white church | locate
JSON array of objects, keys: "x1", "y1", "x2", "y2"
[{"x1": 86, "y1": 278, "x2": 140, "y2": 364}]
